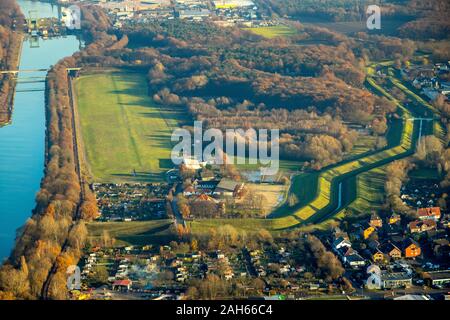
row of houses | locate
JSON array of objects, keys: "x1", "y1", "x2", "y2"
[{"x1": 402, "y1": 61, "x2": 450, "y2": 101}]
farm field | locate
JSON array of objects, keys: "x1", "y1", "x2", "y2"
[
  {"x1": 244, "y1": 25, "x2": 297, "y2": 38},
  {"x1": 74, "y1": 71, "x2": 186, "y2": 183}
]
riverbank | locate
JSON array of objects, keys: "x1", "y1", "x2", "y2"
[
  {"x1": 0, "y1": 0, "x2": 82, "y2": 261},
  {"x1": 0, "y1": 1, "x2": 114, "y2": 299},
  {"x1": 0, "y1": 33, "x2": 25, "y2": 127},
  {"x1": 0, "y1": 8, "x2": 25, "y2": 127}
]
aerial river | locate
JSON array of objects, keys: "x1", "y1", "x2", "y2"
[{"x1": 0, "y1": 0, "x2": 81, "y2": 261}]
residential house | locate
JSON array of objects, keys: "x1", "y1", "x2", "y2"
[
  {"x1": 425, "y1": 271, "x2": 450, "y2": 288},
  {"x1": 336, "y1": 246, "x2": 354, "y2": 259},
  {"x1": 332, "y1": 227, "x2": 349, "y2": 240},
  {"x1": 440, "y1": 214, "x2": 450, "y2": 229},
  {"x1": 370, "y1": 248, "x2": 385, "y2": 264},
  {"x1": 214, "y1": 179, "x2": 245, "y2": 198},
  {"x1": 380, "y1": 242, "x2": 402, "y2": 260},
  {"x1": 422, "y1": 87, "x2": 440, "y2": 101},
  {"x1": 360, "y1": 223, "x2": 376, "y2": 240},
  {"x1": 112, "y1": 279, "x2": 132, "y2": 291},
  {"x1": 193, "y1": 194, "x2": 219, "y2": 204},
  {"x1": 417, "y1": 207, "x2": 441, "y2": 221},
  {"x1": 403, "y1": 238, "x2": 421, "y2": 259},
  {"x1": 387, "y1": 213, "x2": 401, "y2": 225},
  {"x1": 216, "y1": 251, "x2": 225, "y2": 260},
  {"x1": 193, "y1": 180, "x2": 220, "y2": 195},
  {"x1": 183, "y1": 185, "x2": 196, "y2": 196},
  {"x1": 381, "y1": 271, "x2": 412, "y2": 289},
  {"x1": 369, "y1": 213, "x2": 383, "y2": 228},
  {"x1": 332, "y1": 237, "x2": 352, "y2": 252},
  {"x1": 345, "y1": 252, "x2": 366, "y2": 269},
  {"x1": 408, "y1": 219, "x2": 437, "y2": 234}
]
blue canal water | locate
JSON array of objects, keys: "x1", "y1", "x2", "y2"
[{"x1": 0, "y1": 0, "x2": 81, "y2": 261}]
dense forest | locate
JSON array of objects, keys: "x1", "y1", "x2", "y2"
[
  {"x1": 101, "y1": 20, "x2": 405, "y2": 169},
  {"x1": 257, "y1": 0, "x2": 450, "y2": 40},
  {"x1": 0, "y1": 0, "x2": 23, "y2": 125},
  {"x1": 258, "y1": 0, "x2": 407, "y2": 21}
]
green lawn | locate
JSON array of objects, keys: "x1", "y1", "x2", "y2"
[
  {"x1": 270, "y1": 172, "x2": 319, "y2": 218},
  {"x1": 345, "y1": 135, "x2": 378, "y2": 159},
  {"x1": 233, "y1": 156, "x2": 303, "y2": 173},
  {"x1": 75, "y1": 71, "x2": 186, "y2": 183},
  {"x1": 244, "y1": 26, "x2": 297, "y2": 39},
  {"x1": 347, "y1": 165, "x2": 387, "y2": 214},
  {"x1": 87, "y1": 220, "x2": 176, "y2": 246}
]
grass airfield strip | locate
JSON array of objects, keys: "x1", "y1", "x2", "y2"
[{"x1": 75, "y1": 70, "x2": 186, "y2": 183}]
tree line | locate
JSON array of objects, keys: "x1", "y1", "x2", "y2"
[
  {"x1": 257, "y1": 0, "x2": 450, "y2": 40},
  {"x1": 0, "y1": 0, "x2": 23, "y2": 125},
  {"x1": 0, "y1": 5, "x2": 114, "y2": 300}
]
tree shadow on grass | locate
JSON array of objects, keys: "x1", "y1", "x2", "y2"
[
  {"x1": 144, "y1": 132, "x2": 175, "y2": 149},
  {"x1": 111, "y1": 171, "x2": 165, "y2": 183},
  {"x1": 116, "y1": 222, "x2": 176, "y2": 246}
]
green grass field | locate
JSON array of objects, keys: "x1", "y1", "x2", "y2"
[
  {"x1": 345, "y1": 135, "x2": 378, "y2": 159},
  {"x1": 233, "y1": 156, "x2": 303, "y2": 173},
  {"x1": 75, "y1": 71, "x2": 186, "y2": 183},
  {"x1": 87, "y1": 220, "x2": 175, "y2": 246},
  {"x1": 270, "y1": 172, "x2": 319, "y2": 218},
  {"x1": 244, "y1": 26, "x2": 297, "y2": 39},
  {"x1": 347, "y1": 165, "x2": 387, "y2": 214}
]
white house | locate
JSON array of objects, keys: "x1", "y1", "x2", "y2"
[{"x1": 332, "y1": 237, "x2": 352, "y2": 252}]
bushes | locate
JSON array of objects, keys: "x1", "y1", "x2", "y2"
[
  {"x1": 306, "y1": 235, "x2": 344, "y2": 282},
  {"x1": 384, "y1": 160, "x2": 415, "y2": 218}
]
